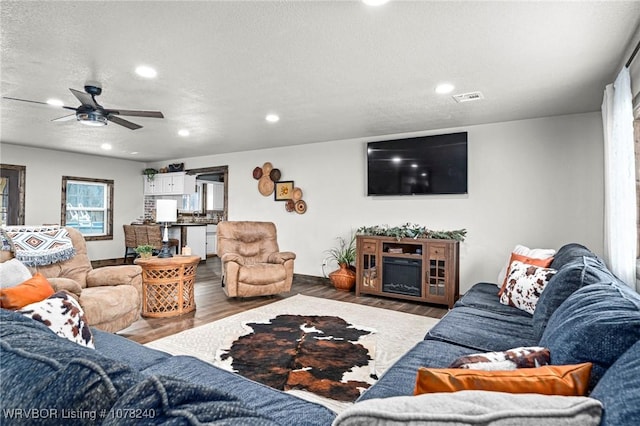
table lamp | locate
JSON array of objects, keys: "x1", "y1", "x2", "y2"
[{"x1": 156, "y1": 199, "x2": 177, "y2": 258}]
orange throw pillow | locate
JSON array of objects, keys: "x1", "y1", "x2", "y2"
[
  {"x1": 414, "y1": 363, "x2": 592, "y2": 396},
  {"x1": 0, "y1": 273, "x2": 55, "y2": 310},
  {"x1": 498, "y1": 253, "x2": 554, "y2": 296}
]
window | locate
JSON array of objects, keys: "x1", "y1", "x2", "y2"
[{"x1": 61, "y1": 176, "x2": 113, "y2": 241}]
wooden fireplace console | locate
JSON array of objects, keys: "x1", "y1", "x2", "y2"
[{"x1": 355, "y1": 235, "x2": 460, "y2": 308}]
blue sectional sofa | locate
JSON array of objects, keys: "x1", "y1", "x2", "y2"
[{"x1": 2, "y1": 243, "x2": 639, "y2": 425}]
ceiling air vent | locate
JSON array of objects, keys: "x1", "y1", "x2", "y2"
[{"x1": 452, "y1": 91, "x2": 484, "y2": 103}]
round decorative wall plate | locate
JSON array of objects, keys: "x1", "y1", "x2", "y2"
[
  {"x1": 292, "y1": 187, "x2": 303, "y2": 201},
  {"x1": 269, "y1": 168, "x2": 281, "y2": 182},
  {"x1": 262, "y1": 162, "x2": 273, "y2": 176},
  {"x1": 294, "y1": 199, "x2": 307, "y2": 214},
  {"x1": 285, "y1": 199, "x2": 295, "y2": 212},
  {"x1": 252, "y1": 166, "x2": 263, "y2": 180},
  {"x1": 258, "y1": 175, "x2": 275, "y2": 196}
]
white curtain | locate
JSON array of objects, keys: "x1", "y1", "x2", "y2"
[{"x1": 601, "y1": 67, "x2": 637, "y2": 289}]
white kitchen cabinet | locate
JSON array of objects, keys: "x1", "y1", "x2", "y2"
[
  {"x1": 143, "y1": 177, "x2": 160, "y2": 194},
  {"x1": 161, "y1": 172, "x2": 196, "y2": 195},
  {"x1": 143, "y1": 173, "x2": 196, "y2": 196},
  {"x1": 206, "y1": 224, "x2": 217, "y2": 255}
]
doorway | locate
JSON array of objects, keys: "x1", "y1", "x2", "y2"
[
  {"x1": 186, "y1": 165, "x2": 228, "y2": 220},
  {"x1": 0, "y1": 164, "x2": 26, "y2": 225}
]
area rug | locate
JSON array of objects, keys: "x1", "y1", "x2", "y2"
[
  {"x1": 144, "y1": 294, "x2": 440, "y2": 413},
  {"x1": 216, "y1": 314, "x2": 376, "y2": 403}
]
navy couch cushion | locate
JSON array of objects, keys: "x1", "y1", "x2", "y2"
[
  {"x1": 549, "y1": 243, "x2": 597, "y2": 270},
  {"x1": 454, "y1": 282, "x2": 531, "y2": 317},
  {"x1": 426, "y1": 306, "x2": 536, "y2": 352},
  {"x1": 356, "y1": 339, "x2": 477, "y2": 401},
  {"x1": 532, "y1": 256, "x2": 617, "y2": 340},
  {"x1": 0, "y1": 309, "x2": 284, "y2": 426},
  {"x1": 93, "y1": 328, "x2": 171, "y2": 371},
  {"x1": 144, "y1": 355, "x2": 337, "y2": 426},
  {"x1": 539, "y1": 282, "x2": 640, "y2": 390},
  {"x1": 590, "y1": 340, "x2": 640, "y2": 426}
]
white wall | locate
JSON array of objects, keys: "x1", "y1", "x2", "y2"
[
  {"x1": 0, "y1": 144, "x2": 145, "y2": 260},
  {"x1": 150, "y1": 112, "x2": 604, "y2": 293}
]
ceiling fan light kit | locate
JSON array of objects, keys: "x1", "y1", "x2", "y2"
[{"x1": 77, "y1": 111, "x2": 108, "y2": 126}]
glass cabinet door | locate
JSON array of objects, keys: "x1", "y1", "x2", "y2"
[{"x1": 427, "y1": 244, "x2": 447, "y2": 299}]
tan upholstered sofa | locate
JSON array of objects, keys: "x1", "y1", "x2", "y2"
[
  {"x1": 217, "y1": 221, "x2": 296, "y2": 298},
  {"x1": 2, "y1": 227, "x2": 142, "y2": 332}
]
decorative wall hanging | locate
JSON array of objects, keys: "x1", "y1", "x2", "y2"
[
  {"x1": 252, "y1": 162, "x2": 307, "y2": 214},
  {"x1": 274, "y1": 181, "x2": 294, "y2": 201}
]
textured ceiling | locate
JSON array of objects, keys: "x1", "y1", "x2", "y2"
[{"x1": 1, "y1": 1, "x2": 639, "y2": 162}]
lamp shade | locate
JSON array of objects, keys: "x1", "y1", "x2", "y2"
[{"x1": 156, "y1": 199, "x2": 177, "y2": 222}]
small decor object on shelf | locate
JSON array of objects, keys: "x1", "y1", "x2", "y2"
[
  {"x1": 168, "y1": 163, "x2": 184, "y2": 172},
  {"x1": 326, "y1": 234, "x2": 357, "y2": 291},
  {"x1": 135, "y1": 244, "x2": 154, "y2": 259},
  {"x1": 274, "y1": 181, "x2": 294, "y2": 201}
]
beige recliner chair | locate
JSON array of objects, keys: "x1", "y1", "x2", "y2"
[
  {"x1": 217, "y1": 221, "x2": 296, "y2": 298},
  {"x1": 4, "y1": 227, "x2": 143, "y2": 332}
]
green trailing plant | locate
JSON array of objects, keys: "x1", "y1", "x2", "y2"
[
  {"x1": 326, "y1": 233, "x2": 356, "y2": 266},
  {"x1": 356, "y1": 223, "x2": 467, "y2": 242},
  {"x1": 143, "y1": 168, "x2": 158, "y2": 181}
]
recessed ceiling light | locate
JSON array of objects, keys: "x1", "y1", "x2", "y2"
[
  {"x1": 363, "y1": 0, "x2": 390, "y2": 6},
  {"x1": 392, "y1": 156, "x2": 402, "y2": 163},
  {"x1": 435, "y1": 83, "x2": 455, "y2": 94},
  {"x1": 46, "y1": 98, "x2": 64, "y2": 106},
  {"x1": 101, "y1": 143, "x2": 112, "y2": 150},
  {"x1": 135, "y1": 65, "x2": 157, "y2": 78},
  {"x1": 265, "y1": 114, "x2": 280, "y2": 123},
  {"x1": 130, "y1": 152, "x2": 139, "y2": 155},
  {"x1": 178, "y1": 129, "x2": 190, "y2": 137}
]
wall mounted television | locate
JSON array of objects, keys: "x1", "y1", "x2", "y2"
[{"x1": 367, "y1": 132, "x2": 468, "y2": 196}]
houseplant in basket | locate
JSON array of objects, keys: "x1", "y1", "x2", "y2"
[
  {"x1": 326, "y1": 234, "x2": 357, "y2": 291},
  {"x1": 135, "y1": 244, "x2": 154, "y2": 259}
]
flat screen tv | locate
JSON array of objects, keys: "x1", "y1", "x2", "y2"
[{"x1": 367, "y1": 132, "x2": 468, "y2": 196}]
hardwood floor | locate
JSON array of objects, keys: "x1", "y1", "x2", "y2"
[{"x1": 118, "y1": 256, "x2": 448, "y2": 344}]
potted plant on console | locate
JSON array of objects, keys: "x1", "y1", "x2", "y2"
[{"x1": 326, "y1": 234, "x2": 357, "y2": 291}]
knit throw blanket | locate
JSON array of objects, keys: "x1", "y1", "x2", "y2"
[{"x1": 2, "y1": 226, "x2": 76, "y2": 267}]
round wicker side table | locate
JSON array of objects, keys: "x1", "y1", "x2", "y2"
[{"x1": 134, "y1": 255, "x2": 200, "y2": 318}]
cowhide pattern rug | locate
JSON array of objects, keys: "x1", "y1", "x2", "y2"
[{"x1": 217, "y1": 314, "x2": 377, "y2": 402}]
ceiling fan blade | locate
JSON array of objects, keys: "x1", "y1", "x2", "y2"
[
  {"x1": 3, "y1": 96, "x2": 77, "y2": 111},
  {"x1": 69, "y1": 88, "x2": 97, "y2": 108},
  {"x1": 108, "y1": 114, "x2": 142, "y2": 130},
  {"x1": 2, "y1": 96, "x2": 49, "y2": 106},
  {"x1": 52, "y1": 114, "x2": 77, "y2": 122},
  {"x1": 105, "y1": 109, "x2": 164, "y2": 118}
]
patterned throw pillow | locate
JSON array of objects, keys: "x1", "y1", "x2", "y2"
[
  {"x1": 449, "y1": 346, "x2": 551, "y2": 370},
  {"x1": 19, "y1": 291, "x2": 94, "y2": 348},
  {"x1": 500, "y1": 261, "x2": 557, "y2": 314}
]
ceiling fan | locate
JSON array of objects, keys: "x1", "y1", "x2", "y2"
[{"x1": 2, "y1": 83, "x2": 164, "y2": 130}]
